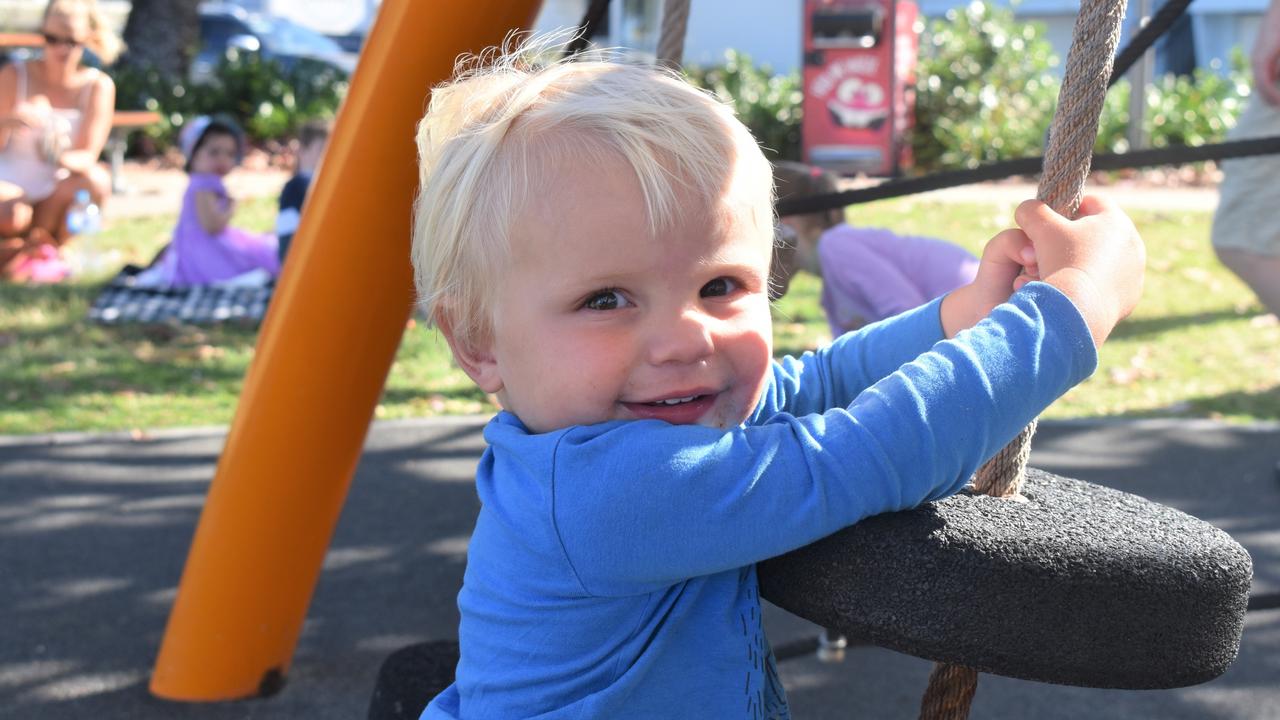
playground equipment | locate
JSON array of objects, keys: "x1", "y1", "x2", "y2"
[
  {"x1": 153, "y1": 0, "x2": 1255, "y2": 717},
  {"x1": 148, "y1": 0, "x2": 545, "y2": 701}
]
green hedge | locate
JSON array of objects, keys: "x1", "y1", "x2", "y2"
[
  {"x1": 113, "y1": 49, "x2": 348, "y2": 150},
  {"x1": 114, "y1": 11, "x2": 1250, "y2": 172},
  {"x1": 685, "y1": 49, "x2": 803, "y2": 161},
  {"x1": 687, "y1": 1, "x2": 1250, "y2": 173}
]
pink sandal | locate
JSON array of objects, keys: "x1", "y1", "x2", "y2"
[{"x1": 7, "y1": 243, "x2": 71, "y2": 283}]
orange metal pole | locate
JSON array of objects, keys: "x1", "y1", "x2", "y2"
[{"x1": 150, "y1": 0, "x2": 545, "y2": 701}]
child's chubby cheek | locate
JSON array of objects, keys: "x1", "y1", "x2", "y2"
[{"x1": 720, "y1": 323, "x2": 774, "y2": 425}]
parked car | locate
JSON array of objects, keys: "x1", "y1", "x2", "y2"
[{"x1": 191, "y1": 2, "x2": 358, "y2": 84}]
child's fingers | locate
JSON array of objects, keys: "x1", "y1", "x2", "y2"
[
  {"x1": 1018, "y1": 195, "x2": 1119, "y2": 228},
  {"x1": 976, "y1": 228, "x2": 1035, "y2": 293},
  {"x1": 1013, "y1": 199, "x2": 1066, "y2": 238},
  {"x1": 982, "y1": 228, "x2": 1033, "y2": 268},
  {"x1": 1075, "y1": 194, "x2": 1119, "y2": 219}
]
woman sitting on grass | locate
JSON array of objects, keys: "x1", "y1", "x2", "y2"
[{"x1": 0, "y1": 0, "x2": 120, "y2": 282}]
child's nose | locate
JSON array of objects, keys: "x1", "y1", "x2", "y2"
[{"x1": 647, "y1": 307, "x2": 715, "y2": 366}]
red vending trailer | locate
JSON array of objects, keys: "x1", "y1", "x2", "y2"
[{"x1": 802, "y1": 0, "x2": 918, "y2": 176}]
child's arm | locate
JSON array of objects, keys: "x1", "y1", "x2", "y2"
[
  {"x1": 195, "y1": 189, "x2": 237, "y2": 235},
  {"x1": 531, "y1": 285, "x2": 1097, "y2": 595}
]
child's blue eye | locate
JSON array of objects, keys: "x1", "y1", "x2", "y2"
[
  {"x1": 700, "y1": 277, "x2": 739, "y2": 298},
  {"x1": 583, "y1": 289, "x2": 630, "y2": 311}
]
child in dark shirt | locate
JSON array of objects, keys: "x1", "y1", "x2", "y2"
[{"x1": 275, "y1": 119, "x2": 331, "y2": 265}]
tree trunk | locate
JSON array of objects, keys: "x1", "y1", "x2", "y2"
[{"x1": 118, "y1": 0, "x2": 202, "y2": 78}]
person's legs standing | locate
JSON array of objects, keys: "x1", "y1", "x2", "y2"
[
  {"x1": 1214, "y1": 247, "x2": 1280, "y2": 316},
  {"x1": 1212, "y1": 99, "x2": 1280, "y2": 316}
]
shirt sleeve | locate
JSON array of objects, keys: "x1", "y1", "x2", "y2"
[
  {"x1": 188, "y1": 173, "x2": 226, "y2": 195},
  {"x1": 547, "y1": 282, "x2": 1097, "y2": 597},
  {"x1": 278, "y1": 174, "x2": 309, "y2": 213},
  {"x1": 753, "y1": 294, "x2": 946, "y2": 420}
]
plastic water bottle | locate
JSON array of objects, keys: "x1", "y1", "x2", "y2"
[{"x1": 66, "y1": 189, "x2": 103, "y2": 272}]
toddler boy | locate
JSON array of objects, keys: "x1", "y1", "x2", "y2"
[
  {"x1": 411, "y1": 39, "x2": 1143, "y2": 719},
  {"x1": 275, "y1": 119, "x2": 331, "y2": 265}
]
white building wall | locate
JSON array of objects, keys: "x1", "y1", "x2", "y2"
[
  {"x1": 533, "y1": 0, "x2": 1270, "y2": 78},
  {"x1": 1191, "y1": 6, "x2": 1265, "y2": 70},
  {"x1": 680, "y1": 0, "x2": 802, "y2": 71}
]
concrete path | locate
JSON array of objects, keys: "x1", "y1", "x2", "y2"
[{"x1": 2, "y1": 417, "x2": 1275, "y2": 718}]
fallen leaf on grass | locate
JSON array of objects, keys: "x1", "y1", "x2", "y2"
[
  {"x1": 1109, "y1": 346, "x2": 1158, "y2": 385},
  {"x1": 48, "y1": 360, "x2": 77, "y2": 375},
  {"x1": 194, "y1": 344, "x2": 224, "y2": 361},
  {"x1": 1180, "y1": 267, "x2": 1212, "y2": 284}
]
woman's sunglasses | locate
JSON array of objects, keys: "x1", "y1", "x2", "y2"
[{"x1": 42, "y1": 32, "x2": 83, "y2": 49}]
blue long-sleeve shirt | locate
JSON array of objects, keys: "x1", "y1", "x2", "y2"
[{"x1": 423, "y1": 282, "x2": 1097, "y2": 719}]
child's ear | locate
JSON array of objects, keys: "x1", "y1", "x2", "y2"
[{"x1": 436, "y1": 310, "x2": 503, "y2": 394}]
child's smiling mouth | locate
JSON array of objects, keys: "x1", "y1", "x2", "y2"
[
  {"x1": 653, "y1": 394, "x2": 699, "y2": 405},
  {"x1": 623, "y1": 392, "x2": 719, "y2": 424}
]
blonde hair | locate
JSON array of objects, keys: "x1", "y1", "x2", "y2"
[
  {"x1": 45, "y1": 0, "x2": 123, "y2": 65},
  {"x1": 411, "y1": 33, "x2": 774, "y2": 350}
]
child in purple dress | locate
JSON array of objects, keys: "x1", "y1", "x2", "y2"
[
  {"x1": 772, "y1": 161, "x2": 980, "y2": 336},
  {"x1": 140, "y1": 115, "x2": 279, "y2": 287}
]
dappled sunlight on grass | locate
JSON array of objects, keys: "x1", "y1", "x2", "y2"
[
  {"x1": 770, "y1": 199, "x2": 1280, "y2": 422},
  {"x1": 2, "y1": 197, "x2": 1277, "y2": 432}
]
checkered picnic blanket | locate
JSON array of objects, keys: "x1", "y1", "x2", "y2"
[{"x1": 88, "y1": 266, "x2": 273, "y2": 325}]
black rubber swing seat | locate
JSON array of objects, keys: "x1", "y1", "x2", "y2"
[
  {"x1": 367, "y1": 640, "x2": 459, "y2": 720},
  {"x1": 758, "y1": 468, "x2": 1253, "y2": 690}
]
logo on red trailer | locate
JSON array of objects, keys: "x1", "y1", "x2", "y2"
[{"x1": 810, "y1": 55, "x2": 889, "y2": 130}]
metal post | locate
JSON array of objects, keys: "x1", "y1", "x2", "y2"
[{"x1": 1127, "y1": 0, "x2": 1154, "y2": 150}]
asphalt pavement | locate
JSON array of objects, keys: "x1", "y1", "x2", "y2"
[{"x1": 2, "y1": 416, "x2": 1276, "y2": 719}]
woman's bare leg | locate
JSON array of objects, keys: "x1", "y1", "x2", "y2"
[
  {"x1": 1216, "y1": 246, "x2": 1280, "y2": 318},
  {"x1": 0, "y1": 181, "x2": 36, "y2": 276},
  {"x1": 0, "y1": 181, "x2": 34, "y2": 237},
  {"x1": 31, "y1": 164, "x2": 111, "y2": 245}
]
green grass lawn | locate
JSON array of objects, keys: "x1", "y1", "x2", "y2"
[{"x1": 1, "y1": 194, "x2": 1277, "y2": 435}]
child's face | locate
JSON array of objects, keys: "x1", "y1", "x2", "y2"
[
  {"x1": 190, "y1": 134, "x2": 239, "y2": 176},
  {"x1": 460, "y1": 157, "x2": 775, "y2": 434},
  {"x1": 297, "y1": 138, "x2": 326, "y2": 173}
]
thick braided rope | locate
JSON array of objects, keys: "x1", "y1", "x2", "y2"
[
  {"x1": 655, "y1": 0, "x2": 692, "y2": 69},
  {"x1": 919, "y1": 1, "x2": 1126, "y2": 717},
  {"x1": 1038, "y1": 0, "x2": 1127, "y2": 217},
  {"x1": 918, "y1": 664, "x2": 979, "y2": 720},
  {"x1": 971, "y1": 420, "x2": 1038, "y2": 497},
  {"x1": 978, "y1": 0, "x2": 1125, "y2": 501}
]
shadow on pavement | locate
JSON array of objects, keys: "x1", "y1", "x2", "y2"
[{"x1": 2, "y1": 417, "x2": 1276, "y2": 718}]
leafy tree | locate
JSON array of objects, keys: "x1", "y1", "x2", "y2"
[
  {"x1": 686, "y1": 50, "x2": 803, "y2": 162},
  {"x1": 118, "y1": 0, "x2": 201, "y2": 79},
  {"x1": 910, "y1": 1, "x2": 1060, "y2": 171}
]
